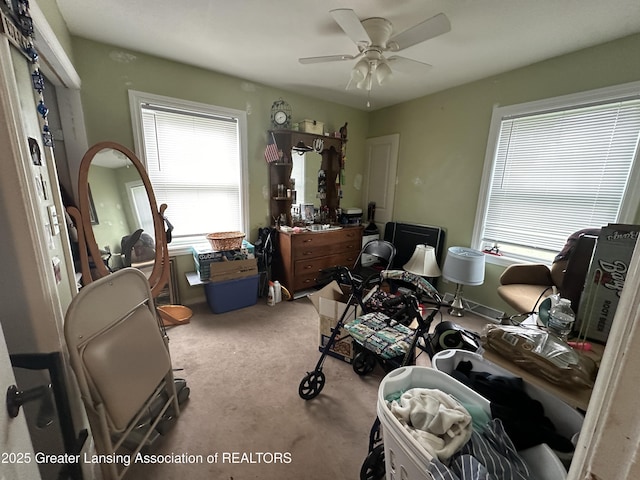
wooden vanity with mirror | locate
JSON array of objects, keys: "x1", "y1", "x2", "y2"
[
  {"x1": 268, "y1": 129, "x2": 363, "y2": 297},
  {"x1": 268, "y1": 129, "x2": 345, "y2": 226}
]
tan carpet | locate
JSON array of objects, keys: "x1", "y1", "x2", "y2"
[
  {"x1": 126, "y1": 298, "x2": 382, "y2": 480},
  {"x1": 125, "y1": 296, "x2": 489, "y2": 480}
]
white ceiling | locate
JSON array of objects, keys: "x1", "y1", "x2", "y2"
[{"x1": 55, "y1": 0, "x2": 640, "y2": 111}]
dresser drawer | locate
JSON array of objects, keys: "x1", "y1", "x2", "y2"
[
  {"x1": 294, "y1": 272, "x2": 324, "y2": 292},
  {"x1": 292, "y1": 236, "x2": 361, "y2": 261},
  {"x1": 276, "y1": 226, "x2": 363, "y2": 296},
  {"x1": 293, "y1": 252, "x2": 359, "y2": 291},
  {"x1": 291, "y1": 228, "x2": 360, "y2": 247},
  {"x1": 294, "y1": 252, "x2": 358, "y2": 276}
]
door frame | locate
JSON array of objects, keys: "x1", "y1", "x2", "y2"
[{"x1": 363, "y1": 133, "x2": 399, "y2": 230}]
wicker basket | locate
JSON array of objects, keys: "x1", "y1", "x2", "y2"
[
  {"x1": 157, "y1": 305, "x2": 192, "y2": 326},
  {"x1": 206, "y1": 231, "x2": 245, "y2": 251}
]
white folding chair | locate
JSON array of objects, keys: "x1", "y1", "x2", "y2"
[{"x1": 64, "y1": 268, "x2": 179, "y2": 480}]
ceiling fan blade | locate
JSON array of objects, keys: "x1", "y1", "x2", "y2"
[
  {"x1": 387, "y1": 13, "x2": 451, "y2": 51},
  {"x1": 330, "y1": 8, "x2": 371, "y2": 46},
  {"x1": 386, "y1": 56, "x2": 433, "y2": 74},
  {"x1": 299, "y1": 54, "x2": 359, "y2": 64}
]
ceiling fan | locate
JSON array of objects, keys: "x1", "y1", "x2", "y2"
[{"x1": 299, "y1": 9, "x2": 451, "y2": 92}]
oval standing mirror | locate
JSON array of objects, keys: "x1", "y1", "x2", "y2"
[{"x1": 76, "y1": 141, "x2": 170, "y2": 297}]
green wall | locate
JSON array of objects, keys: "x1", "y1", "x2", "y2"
[
  {"x1": 69, "y1": 32, "x2": 640, "y2": 310},
  {"x1": 368, "y1": 32, "x2": 640, "y2": 313},
  {"x1": 36, "y1": 0, "x2": 640, "y2": 311},
  {"x1": 87, "y1": 165, "x2": 131, "y2": 260},
  {"x1": 69, "y1": 37, "x2": 369, "y2": 304},
  {"x1": 71, "y1": 37, "x2": 369, "y2": 230}
]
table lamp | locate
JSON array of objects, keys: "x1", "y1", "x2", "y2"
[
  {"x1": 403, "y1": 244, "x2": 441, "y2": 278},
  {"x1": 442, "y1": 246, "x2": 485, "y2": 317}
]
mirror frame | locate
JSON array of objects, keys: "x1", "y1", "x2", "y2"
[{"x1": 76, "y1": 141, "x2": 170, "y2": 297}]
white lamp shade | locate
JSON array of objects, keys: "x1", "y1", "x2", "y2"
[
  {"x1": 352, "y1": 58, "x2": 369, "y2": 83},
  {"x1": 403, "y1": 244, "x2": 441, "y2": 277},
  {"x1": 442, "y1": 246, "x2": 485, "y2": 286},
  {"x1": 376, "y1": 61, "x2": 392, "y2": 85}
]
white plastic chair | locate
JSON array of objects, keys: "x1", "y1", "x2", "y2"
[{"x1": 64, "y1": 268, "x2": 179, "y2": 480}]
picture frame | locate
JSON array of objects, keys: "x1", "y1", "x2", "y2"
[
  {"x1": 88, "y1": 184, "x2": 99, "y2": 225},
  {"x1": 28, "y1": 137, "x2": 42, "y2": 166}
]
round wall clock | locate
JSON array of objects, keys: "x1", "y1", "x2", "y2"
[{"x1": 270, "y1": 99, "x2": 292, "y2": 129}]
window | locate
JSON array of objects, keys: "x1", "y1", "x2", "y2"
[
  {"x1": 129, "y1": 91, "x2": 248, "y2": 249},
  {"x1": 473, "y1": 82, "x2": 640, "y2": 265}
]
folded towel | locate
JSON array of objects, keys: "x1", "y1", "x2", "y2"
[{"x1": 389, "y1": 388, "x2": 473, "y2": 461}]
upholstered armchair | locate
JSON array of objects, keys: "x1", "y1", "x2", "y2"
[
  {"x1": 498, "y1": 229, "x2": 600, "y2": 314},
  {"x1": 498, "y1": 262, "x2": 564, "y2": 314}
]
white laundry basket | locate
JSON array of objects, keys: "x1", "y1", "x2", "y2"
[
  {"x1": 377, "y1": 366, "x2": 567, "y2": 480},
  {"x1": 432, "y1": 349, "x2": 584, "y2": 467}
]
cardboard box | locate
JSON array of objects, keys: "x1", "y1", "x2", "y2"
[
  {"x1": 192, "y1": 241, "x2": 255, "y2": 281},
  {"x1": 309, "y1": 281, "x2": 361, "y2": 364},
  {"x1": 209, "y1": 258, "x2": 258, "y2": 283},
  {"x1": 299, "y1": 119, "x2": 324, "y2": 135},
  {"x1": 308, "y1": 280, "x2": 344, "y2": 310},
  {"x1": 320, "y1": 334, "x2": 354, "y2": 364},
  {"x1": 193, "y1": 241, "x2": 253, "y2": 261},
  {"x1": 577, "y1": 224, "x2": 640, "y2": 343}
]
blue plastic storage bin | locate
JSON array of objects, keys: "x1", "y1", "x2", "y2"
[{"x1": 205, "y1": 274, "x2": 259, "y2": 314}]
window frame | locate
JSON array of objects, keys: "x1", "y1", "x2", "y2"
[
  {"x1": 128, "y1": 90, "x2": 249, "y2": 255},
  {"x1": 472, "y1": 81, "x2": 640, "y2": 267}
]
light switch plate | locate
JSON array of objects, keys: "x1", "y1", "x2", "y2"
[{"x1": 47, "y1": 204, "x2": 60, "y2": 235}]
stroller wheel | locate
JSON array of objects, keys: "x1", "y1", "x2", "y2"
[
  {"x1": 360, "y1": 444, "x2": 385, "y2": 480},
  {"x1": 298, "y1": 371, "x2": 326, "y2": 400},
  {"x1": 353, "y1": 351, "x2": 377, "y2": 376}
]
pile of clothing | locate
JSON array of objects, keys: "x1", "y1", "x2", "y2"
[{"x1": 386, "y1": 381, "x2": 562, "y2": 480}]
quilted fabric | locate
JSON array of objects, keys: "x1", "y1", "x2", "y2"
[{"x1": 345, "y1": 312, "x2": 415, "y2": 359}]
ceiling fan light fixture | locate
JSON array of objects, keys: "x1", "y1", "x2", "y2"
[
  {"x1": 299, "y1": 9, "x2": 450, "y2": 104},
  {"x1": 350, "y1": 68, "x2": 364, "y2": 83},
  {"x1": 292, "y1": 141, "x2": 313, "y2": 154},
  {"x1": 351, "y1": 58, "x2": 370, "y2": 82},
  {"x1": 376, "y1": 61, "x2": 392, "y2": 85},
  {"x1": 356, "y1": 71, "x2": 373, "y2": 91}
]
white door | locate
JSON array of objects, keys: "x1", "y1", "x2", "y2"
[
  {"x1": 0, "y1": 325, "x2": 41, "y2": 479},
  {"x1": 363, "y1": 134, "x2": 399, "y2": 230}
]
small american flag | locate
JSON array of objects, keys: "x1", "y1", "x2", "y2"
[{"x1": 264, "y1": 134, "x2": 280, "y2": 163}]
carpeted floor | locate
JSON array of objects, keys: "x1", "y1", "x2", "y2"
[
  {"x1": 126, "y1": 297, "x2": 383, "y2": 480},
  {"x1": 125, "y1": 296, "x2": 489, "y2": 480}
]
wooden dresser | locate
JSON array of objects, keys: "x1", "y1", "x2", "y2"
[{"x1": 275, "y1": 226, "x2": 363, "y2": 297}]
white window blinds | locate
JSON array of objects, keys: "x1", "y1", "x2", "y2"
[
  {"x1": 481, "y1": 97, "x2": 640, "y2": 259},
  {"x1": 140, "y1": 104, "x2": 242, "y2": 239}
]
